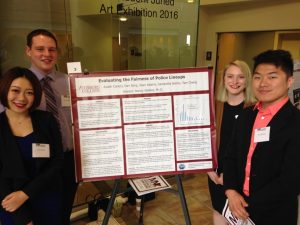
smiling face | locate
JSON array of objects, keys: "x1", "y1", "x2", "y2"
[
  {"x1": 252, "y1": 63, "x2": 294, "y2": 108},
  {"x1": 224, "y1": 64, "x2": 247, "y2": 97},
  {"x1": 26, "y1": 34, "x2": 58, "y2": 74},
  {"x1": 7, "y1": 77, "x2": 35, "y2": 114}
]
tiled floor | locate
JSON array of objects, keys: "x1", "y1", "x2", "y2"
[{"x1": 71, "y1": 173, "x2": 213, "y2": 225}]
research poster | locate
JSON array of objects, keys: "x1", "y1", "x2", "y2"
[
  {"x1": 289, "y1": 61, "x2": 300, "y2": 110},
  {"x1": 69, "y1": 67, "x2": 217, "y2": 182}
]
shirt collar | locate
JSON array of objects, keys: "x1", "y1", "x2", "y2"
[
  {"x1": 253, "y1": 97, "x2": 289, "y2": 116},
  {"x1": 30, "y1": 65, "x2": 55, "y2": 81}
]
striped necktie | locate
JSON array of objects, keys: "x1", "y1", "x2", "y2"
[{"x1": 41, "y1": 76, "x2": 60, "y2": 122}]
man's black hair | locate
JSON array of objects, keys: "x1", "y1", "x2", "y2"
[{"x1": 253, "y1": 49, "x2": 294, "y2": 77}]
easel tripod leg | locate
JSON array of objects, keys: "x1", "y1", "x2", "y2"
[
  {"x1": 102, "y1": 179, "x2": 121, "y2": 225},
  {"x1": 175, "y1": 174, "x2": 192, "y2": 225}
]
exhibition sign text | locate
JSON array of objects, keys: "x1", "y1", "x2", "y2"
[{"x1": 100, "y1": 0, "x2": 179, "y2": 19}]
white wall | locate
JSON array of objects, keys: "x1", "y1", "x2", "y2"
[{"x1": 197, "y1": 0, "x2": 300, "y2": 68}]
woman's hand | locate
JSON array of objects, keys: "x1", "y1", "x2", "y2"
[
  {"x1": 27, "y1": 221, "x2": 34, "y2": 225},
  {"x1": 225, "y1": 189, "x2": 249, "y2": 220},
  {"x1": 1, "y1": 191, "x2": 29, "y2": 212},
  {"x1": 216, "y1": 173, "x2": 223, "y2": 185},
  {"x1": 207, "y1": 171, "x2": 223, "y2": 185}
]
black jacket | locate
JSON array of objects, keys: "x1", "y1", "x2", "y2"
[
  {"x1": 0, "y1": 110, "x2": 64, "y2": 225},
  {"x1": 224, "y1": 101, "x2": 300, "y2": 225}
]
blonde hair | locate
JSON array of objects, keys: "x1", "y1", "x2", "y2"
[{"x1": 216, "y1": 60, "x2": 255, "y2": 104}]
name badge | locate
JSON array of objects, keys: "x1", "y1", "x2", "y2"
[
  {"x1": 61, "y1": 94, "x2": 71, "y2": 107},
  {"x1": 254, "y1": 126, "x2": 270, "y2": 143},
  {"x1": 32, "y1": 143, "x2": 50, "y2": 158}
]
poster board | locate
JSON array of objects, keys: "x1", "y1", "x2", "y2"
[
  {"x1": 69, "y1": 67, "x2": 217, "y2": 182},
  {"x1": 289, "y1": 61, "x2": 300, "y2": 110}
]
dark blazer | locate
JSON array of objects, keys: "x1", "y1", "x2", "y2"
[
  {"x1": 224, "y1": 101, "x2": 300, "y2": 225},
  {"x1": 0, "y1": 110, "x2": 64, "y2": 225}
]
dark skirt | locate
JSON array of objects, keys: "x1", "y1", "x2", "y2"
[{"x1": 208, "y1": 176, "x2": 227, "y2": 214}]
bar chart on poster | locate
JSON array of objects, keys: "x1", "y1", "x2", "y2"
[{"x1": 69, "y1": 67, "x2": 217, "y2": 182}]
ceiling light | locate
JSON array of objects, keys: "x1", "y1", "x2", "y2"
[{"x1": 119, "y1": 17, "x2": 127, "y2": 22}]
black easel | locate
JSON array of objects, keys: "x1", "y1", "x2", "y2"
[
  {"x1": 175, "y1": 174, "x2": 191, "y2": 225},
  {"x1": 101, "y1": 174, "x2": 191, "y2": 225},
  {"x1": 101, "y1": 179, "x2": 121, "y2": 225}
]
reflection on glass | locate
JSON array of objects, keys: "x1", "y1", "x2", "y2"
[
  {"x1": 70, "y1": 0, "x2": 199, "y2": 71},
  {"x1": 0, "y1": 0, "x2": 199, "y2": 75},
  {"x1": 0, "y1": 0, "x2": 72, "y2": 74}
]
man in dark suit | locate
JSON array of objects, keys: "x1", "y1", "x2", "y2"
[{"x1": 223, "y1": 49, "x2": 300, "y2": 225}]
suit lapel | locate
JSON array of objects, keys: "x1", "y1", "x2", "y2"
[
  {"x1": 0, "y1": 112, "x2": 28, "y2": 178},
  {"x1": 243, "y1": 107, "x2": 257, "y2": 151},
  {"x1": 267, "y1": 101, "x2": 293, "y2": 134},
  {"x1": 254, "y1": 101, "x2": 293, "y2": 152}
]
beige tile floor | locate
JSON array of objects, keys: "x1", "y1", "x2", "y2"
[{"x1": 71, "y1": 173, "x2": 213, "y2": 225}]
